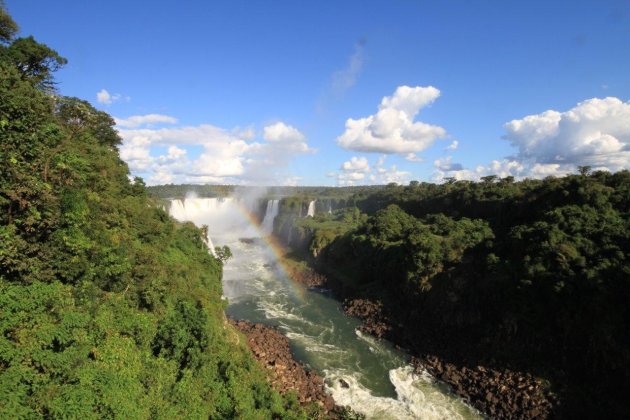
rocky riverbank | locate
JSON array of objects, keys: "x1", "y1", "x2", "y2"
[
  {"x1": 341, "y1": 298, "x2": 557, "y2": 419},
  {"x1": 282, "y1": 258, "x2": 558, "y2": 419},
  {"x1": 229, "y1": 319, "x2": 339, "y2": 415},
  {"x1": 414, "y1": 355, "x2": 556, "y2": 419},
  {"x1": 285, "y1": 263, "x2": 328, "y2": 288},
  {"x1": 342, "y1": 298, "x2": 391, "y2": 338}
]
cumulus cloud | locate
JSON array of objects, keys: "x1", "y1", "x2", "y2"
[
  {"x1": 337, "y1": 85, "x2": 447, "y2": 155},
  {"x1": 116, "y1": 118, "x2": 312, "y2": 185},
  {"x1": 405, "y1": 153, "x2": 424, "y2": 162},
  {"x1": 332, "y1": 156, "x2": 371, "y2": 185},
  {"x1": 435, "y1": 97, "x2": 630, "y2": 182},
  {"x1": 341, "y1": 156, "x2": 370, "y2": 172},
  {"x1": 164, "y1": 145, "x2": 186, "y2": 161},
  {"x1": 96, "y1": 89, "x2": 113, "y2": 105},
  {"x1": 434, "y1": 156, "x2": 463, "y2": 172},
  {"x1": 503, "y1": 97, "x2": 630, "y2": 170},
  {"x1": 119, "y1": 136, "x2": 152, "y2": 171},
  {"x1": 263, "y1": 122, "x2": 309, "y2": 149},
  {"x1": 446, "y1": 140, "x2": 459, "y2": 151},
  {"x1": 96, "y1": 89, "x2": 129, "y2": 105},
  {"x1": 115, "y1": 114, "x2": 178, "y2": 128},
  {"x1": 329, "y1": 155, "x2": 410, "y2": 186},
  {"x1": 432, "y1": 159, "x2": 526, "y2": 182}
]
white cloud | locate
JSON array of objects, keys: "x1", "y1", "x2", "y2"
[
  {"x1": 119, "y1": 136, "x2": 153, "y2": 171},
  {"x1": 434, "y1": 97, "x2": 630, "y2": 182},
  {"x1": 333, "y1": 156, "x2": 370, "y2": 185},
  {"x1": 96, "y1": 89, "x2": 129, "y2": 105},
  {"x1": 405, "y1": 153, "x2": 424, "y2": 162},
  {"x1": 97, "y1": 89, "x2": 113, "y2": 105},
  {"x1": 341, "y1": 156, "x2": 370, "y2": 172},
  {"x1": 232, "y1": 126, "x2": 256, "y2": 140},
  {"x1": 158, "y1": 145, "x2": 187, "y2": 162},
  {"x1": 115, "y1": 114, "x2": 178, "y2": 128},
  {"x1": 446, "y1": 140, "x2": 459, "y2": 151},
  {"x1": 263, "y1": 122, "x2": 307, "y2": 146},
  {"x1": 337, "y1": 85, "x2": 447, "y2": 154},
  {"x1": 503, "y1": 97, "x2": 630, "y2": 171},
  {"x1": 434, "y1": 156, "x2": 463, "y2": 171},
  {"x1": 116, "y1": 119, "x2": 312, "y2": 185},
  {"x1": 374, "y1": 156, "x2": 410, "y2": 184},
  {"x1": 329, "y1": 155, "x2": 410, "y2": 186}
]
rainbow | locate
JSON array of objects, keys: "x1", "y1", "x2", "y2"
[
  {"x1": 169, "y1": 196, "x2": 308, "y2": 302},
  {"x1": 231, "y1": 200, "x2": 309, "y2": 302}
]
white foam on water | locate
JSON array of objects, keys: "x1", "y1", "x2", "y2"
[
  {"x1": 168, "y1": 194, "x2": 481, "y2": 420},
  {"x1": 354, "y1": 329, "x2": 405, "y2": 360},
  {"x1": 257, "y1": 300, "x2": 315, "y2": 327},
  {"x1": 325, "y1": 366, "x2": 479, "y2": 420},
  {"x1": 284, "y1": 331, "x2": 347, "y2": 355}
]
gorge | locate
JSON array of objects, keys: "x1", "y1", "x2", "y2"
[
  {"x1": 167, "y1": 196, "x2": 480, "y2": 419},
  {"x1": 154, "y1": 174, "x2": 630, "y2": 419}
]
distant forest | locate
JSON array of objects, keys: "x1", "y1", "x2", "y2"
[
  {"x1": 273, "y1": 170, "x2": 630, "y2": 418},
  {"x1": 147, "y1": 183, "x2": 385, "y2": 200}
]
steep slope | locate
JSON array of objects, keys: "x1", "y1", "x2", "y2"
[{"x1": 0, "y1": 10, "x2": 310, "y2": 419}]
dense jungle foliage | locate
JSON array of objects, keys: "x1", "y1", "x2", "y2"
[
  {"x1": 0, "y1": 8, "x2": 313, "y2": 418},
  {"x1": 280, "y1": 173, "x2": 630, "y2": 417}
]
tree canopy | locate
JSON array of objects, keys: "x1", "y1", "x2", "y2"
[
  {"x1": 274, "y1": 170, "x2": 630, "y2": 418},
  {"x1": 0, "y1": 7, "x2": 315, "y2": 418}
]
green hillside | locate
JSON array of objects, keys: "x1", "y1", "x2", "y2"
[{"x1": 0, "y1": 7, "x2": 311, "y2": 418}]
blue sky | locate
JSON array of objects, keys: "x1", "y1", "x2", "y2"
[{"x1": 7, "y1": 0, "x2": 630, "y2": 185}]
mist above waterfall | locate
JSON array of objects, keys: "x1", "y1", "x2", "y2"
[
  {"x1": 169, "y1": 188, "x2": 286, "y2": 253},
  {"x1": 166, "y1": 189, "x2": 479, "y2": 419}
]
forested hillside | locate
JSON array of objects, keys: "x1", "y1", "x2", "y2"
[
  {"x1": 0, "y1": 7, "x2": 311, "y2": 418},
  {"x1": 279, "y1": 174, "x2": 630, "y2": 417}
]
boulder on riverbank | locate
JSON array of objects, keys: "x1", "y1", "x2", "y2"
[
  {"x1": 342, "y1": 298, "x2": 391, "y2": 338},
  {"x1": 414, "y1": 355, "x2": 556, "y2": 419},
  {"x1": 339, "y1": 297, "x2": 557, "y2": 419},
  {"x1": 229, "y1": 319, "x2": 335, "y2": 412}
]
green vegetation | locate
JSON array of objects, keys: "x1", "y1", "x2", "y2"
[
  {"x1": 0, "y1": 8, "x2": 312, "y2": 418},
  {"x1": 278, "y1": 174, "x2": 630, "y2": 418}
]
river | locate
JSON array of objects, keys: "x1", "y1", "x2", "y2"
[{"x1": 169, "y1": 196, "x2": 481, "y2": 420}]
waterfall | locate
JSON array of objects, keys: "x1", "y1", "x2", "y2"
[
  {"x1": 261, "y1": 199, "x2": 279, "y2": 234},
  {"x1": 201, "y1": 234, "x2": 218, "y2": 257},
  {"x1": 168, "y1": 197, "x2": 259, "y2": 257},
  {"x1": 307, "y1": 200, "x2": 316, "y2": 217},
  {"x1": 167, "y1": 195, "x2": 480, "y2": 420},
  {"x1": 328, "y1": 201, "x2": 332, "y2": 214}
]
